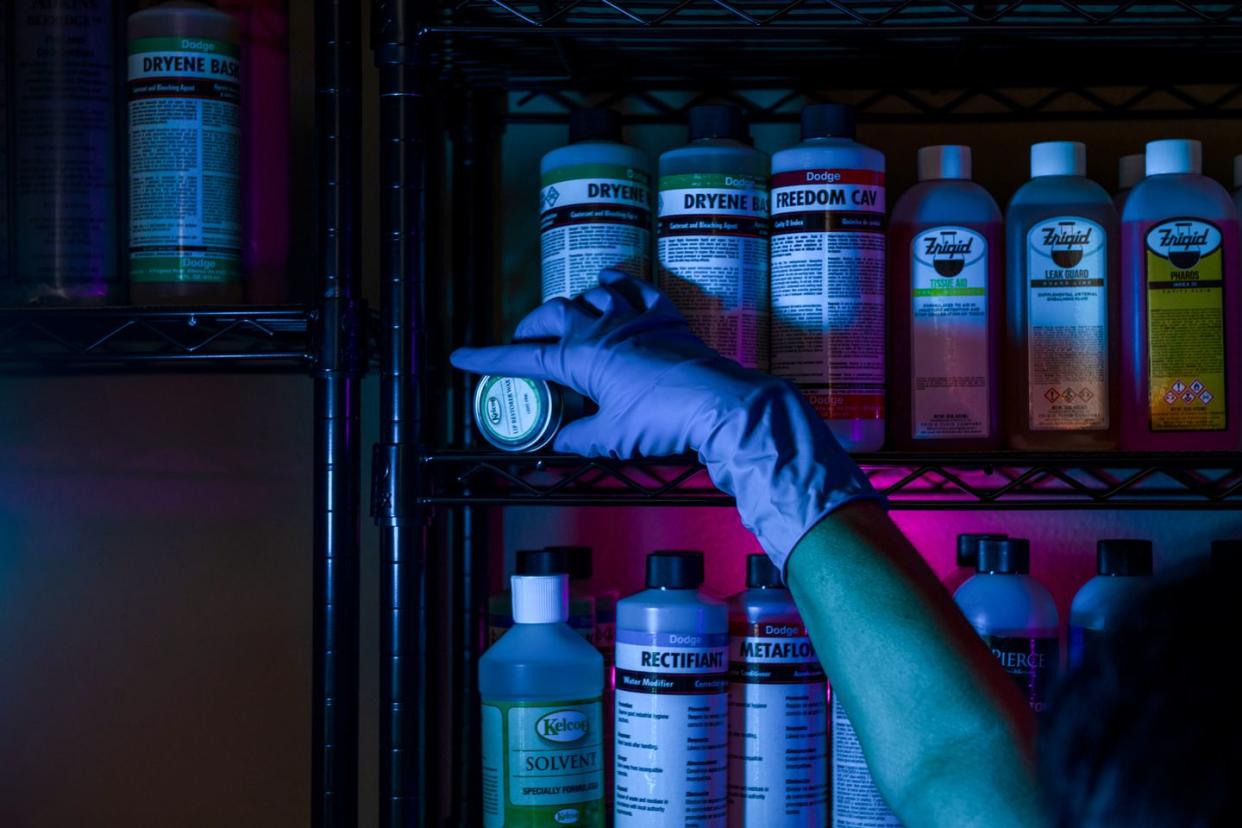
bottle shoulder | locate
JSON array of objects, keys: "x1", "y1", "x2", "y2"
[
  {"x1": 481, "y1": 623, "x2": 603, "y2": 667},
  {"x1": 1006, "y1": 177, "x2": 1117, "y2": 218},
  {"x1": 771, "y1": 139, "x2": 885, "y2": 175},
  {"x1": 725, "y1": 588, "x2": 801, "y2": 623},
  {"x1": 892, "y1": 180, "x2": 1002, "y2": 225},
  {"x1": 617, "y1": 588, "x2": 728, "y2": 633},
  {"x1": 659, "y1": 140, "x2": 769, "y2": 178},
  {"x1": 1122, "y1": 173, "x2": 1238, "y2": 223},
  {"x1": 954, "y1": 574, "x2": 1060, "y2": 631},
  {"x1": 541, "y1": 141, "x2": 651, "y2": 175}
]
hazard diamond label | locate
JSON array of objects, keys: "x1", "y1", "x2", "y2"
[
  {"x1": 1062, "y1": 388, "x2": 1076, "y2": 402},
  {"x1": 1202, "y1": 390, "x2": 1214, "y2": 404},
  {"x1": 1173, "y1": 380, "x2": 1187, "y2": 393},
  {"x1": 1191, "y1": 379, "x2": 1205, "y2": 394},
  {"x1": 1044, "y1": 388, "x2": 1060, "y2": 403},
  {"x1": 1183, "y1": 391, "x2": 1197, "y2": 403},
  {"x1": 1079, "y1": 388, "x2": 1094, "y2": 402},
  {"x1": 1164, "y1": 391, "x2": 1177, "y2": 405}
]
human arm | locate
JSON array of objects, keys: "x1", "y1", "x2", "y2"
[
  {"x1": 452, "y1": 271, "x2": 1040, "y2": 824},
  {"x1": 787, "y1": 502, "x2": 1041, "y2": 827}
]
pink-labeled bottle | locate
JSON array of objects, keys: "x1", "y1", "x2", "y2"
[
  {"x1": 890, "y1": 146, "x2": 1004, "y2": 450},
  {"x1": 1120, "y1": 139, "x2": 1242, "y2": 451}
]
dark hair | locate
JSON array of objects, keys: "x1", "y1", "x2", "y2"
[{"x1": 1040, "y1": 565, "x2": 1241, "y2": 827}]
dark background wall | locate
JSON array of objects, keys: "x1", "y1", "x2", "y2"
[{"x1": 4, "y1": 12, "x2": 1242, "y2": 828}]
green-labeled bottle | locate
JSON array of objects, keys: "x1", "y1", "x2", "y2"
[{"x1": 481, "y1": 573, "x2": 606, "y2": 827}]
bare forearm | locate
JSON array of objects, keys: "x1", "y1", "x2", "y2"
[{"x1": 786, "y1": 501, "x2": 1042, "y2": 827}]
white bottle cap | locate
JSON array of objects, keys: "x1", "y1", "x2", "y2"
[
  {"x1": 918, "y1": 145, "x2": 972, "y2": 181},
  {"x1": 1118, "y1": 153, "x2": 1145, "y2": 190},
  {"x1": 512, "y1": 574, "x2": 568, "y2": 624},
  {"x1": 1146, "y1": 139, "x2": 1202, "y2": 176},
  {"x1": 1030, "y1": 141, "x2": 1085, "y2": 178},
  {"x1": 1234, "y1": 154, "x2": 1242, "y2": 189}
]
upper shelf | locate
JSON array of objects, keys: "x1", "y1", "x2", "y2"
[
  {"x1": 422, "y1": 450, "x2": 1242, "y2": 509},
  {"x1": 0, "y1": 307, "x2": 314, "y2": 373},
  {"x1": 424, "y1": 1, "x2": 1242, "y2": 93}
]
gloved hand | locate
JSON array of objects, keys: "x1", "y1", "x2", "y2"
[{"x1": 450, "y1": 270, "x2": 882, "y2": 576}]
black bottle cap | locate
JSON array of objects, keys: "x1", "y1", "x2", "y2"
[
  {"x1": 647, "y1": 550, "x2": 705, "y2": 589},
  {"x1": 545, "y1": 546, "x2": 593, "y2": 580},
  {"x1": 976, "y1": 538, "x2": 1030, "y2": 575},
  {"x1": 746, "y1": 554, "x2": 782, "y2": 588},
  {"x1": 688, "y1": 104, "x2": 749, "y2": 142},
  {"x1": 516, "y1": 548, "x2": 568, "y2": 576},
  {"x1": 801, "y1": 103, "x2": 856, "y2": 140},
  {"x1": 1097, "y1": 539, "x2": 1153, "y2": 576},
  {"x1": 569, "y1": 108, "x2": 622, "y2": 143},
  {"x1": 957, "y1": 533, "x2": 1007, "y2": 568}
]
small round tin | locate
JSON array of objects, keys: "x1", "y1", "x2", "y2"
[{"x1": 474, "y1": 375, "x2": 563, "y2": 452}]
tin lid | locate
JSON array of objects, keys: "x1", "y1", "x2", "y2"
[{"x1": 474, "y1": 375, "x2": 562, "y2": 452}]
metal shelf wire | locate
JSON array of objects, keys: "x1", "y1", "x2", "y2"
[
  {"x1": 423, "y1": 1, "x2": 1242, "y2": 95},
  {"x1": 0, "y1": 306, "x2": 314, "y2": 371},
  {"x1": 422, "y1": 450, "x2": 1242, "y2": 509}
]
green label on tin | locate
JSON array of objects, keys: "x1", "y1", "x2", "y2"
[{"x1": 479, "y1": 376, "x2": 545, "y2": 444}]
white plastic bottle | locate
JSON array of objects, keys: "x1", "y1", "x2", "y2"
[
  {"x1": 480, "y1": 574, "x2": 606, "y2": 827},
  {"x1": 1114, "y1": 153, "x2": 1145, "y2": 210},
  {"x1": 541, "y1": 108, "x2": 651, "y2": 300},
  {"x1": 658, "y1": 104, "x2": 770, "y2": 369},
  {"x1": 890, "y1": 145, "x2": 1003, "y2": 450},
  {"x1": 128, "y1": 0, "x2": 243, "y2": 304},
  {"x1": 615, "y1": 551, "x2": 728, "y2": 826},
  {"x1": 1005, "y1": 141, "x2": 1119, "y2": 450},
  {"x1": 771, "y1": 104, "x2": 887, "y2": 452},
  {"x1": 1069, "y1": 539, "x2": 1153, "y2": 667},
  {"x1": 954, "y1": 538, "x2": 1060, "y2": 713},
  {"x1": 727, "y1": 555, "x2": 828, "y2": 825}
]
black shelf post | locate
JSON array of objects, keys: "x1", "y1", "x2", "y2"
[
  {"x1": 313, "y1": 0, "x2": 364, "y2": 825},
  {"x1": 373, "y1": 0, "x2": 427, "y2": 825}
]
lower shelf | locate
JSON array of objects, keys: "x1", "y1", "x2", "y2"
[{"x1": 422, "y1": 451, "x2": 1242, "y2": 509}]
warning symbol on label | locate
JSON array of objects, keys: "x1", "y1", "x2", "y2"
[
  {"x1": 1182, "y1": 391, "x2": 1197, "y2": 404},
  {"x1": 1062, "y1": 388, "x2": 1076, "y2": 402},
  {"x1": 542, "y1": 186, "x2": 561, "y2": 209},
  {"x1": 1079, "y1": 388, "x2": 1094, "y2": 402},
  {"x1": 1044, "y1": 388, "x2": 1060, "y2": 403},
  {"x1": 1191, "y1": 379, "x2": 1205, "y2": 394},
  {"x1": 1173, "y1": 380, "x2": 1187, "y2": 393},
  {"x1": 1164, "y1": 391, "x2": 1177, "y2": 405},
  {"x1": 1202, "y1": 390, "x2": 1214, "y2": 404}
]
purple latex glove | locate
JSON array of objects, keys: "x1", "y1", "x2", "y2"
[{"x1": 450, "y1": 271, "x2": 883, "y2": 575}]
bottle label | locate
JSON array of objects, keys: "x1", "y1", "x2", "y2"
[
  {"x1": 832, "y1": 696, "x2": 901, "y2": 827},
  {"x1": 770, "y1": 169, "x2": 887, "y2": 422},
  {"x1": 127, "y1": 37, "x2": 241, "y2": 285},
  {"x1": 540, "y1": 164, "x2": 651, "y2": 300},
  {"x1": 614, "y1": 629, "x2": 729, "y2": 827},
  {"x1": 481, "y1": 697, "x2": 606, "y2": 827},
  {"x1": 658, "y1": 172, "x2": 770, "y2": 369},
  {"x1": 14, "y1": 2, "x2": 118, "y2": 293},
  {"x1": 727, "y1": 621, "x2": 828, "y2": 825},
  {"x1": 910, "y1": 226, "x2": 990, "y2": 439},
  {"x1": 983, "y1": 634, "x2": 1059, "y2": 713},
  {"x1": 1144, "y1": 218, "x2": 1228, "y2": 432},
  {"x1": 1026, "y1": 217, "x2": 1110, "y2": 431}
]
